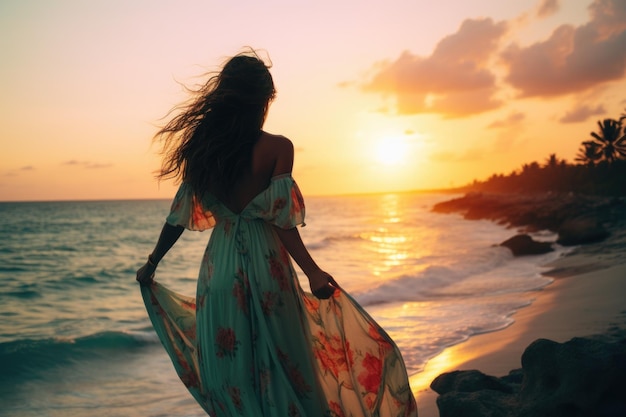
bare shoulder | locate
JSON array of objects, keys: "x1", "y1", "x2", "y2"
[
  {"x1": 252, "y1": 132, "x2": 294, "y2": 177},
  {"x1": 254, "y1": 132, "x2": 294, "y2": 176},
  {"x1": 258, "y1": 132, "x2": 293, "y2": 152}
]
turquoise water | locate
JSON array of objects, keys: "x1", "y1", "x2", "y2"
[{"x1": 0, "y1": 193, "x2": 562, "y2": 416}]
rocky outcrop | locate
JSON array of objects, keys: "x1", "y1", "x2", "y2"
[
  {"x1": 556, "y1": 217, "x2": 609, "y2": 246},
  {"x1": 431, "y1": 335, "x2": 626, "y2": 417},
  {"x1": 500, "y1": 234, "x2": 553, "y2": 256},
  {"x1": 433, "y1": 193, "x2": 624, "y2": 246}
]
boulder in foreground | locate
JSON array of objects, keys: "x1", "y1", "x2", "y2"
[{"x1": 431, "y1": 335, "x2": 626, "y2": 417}]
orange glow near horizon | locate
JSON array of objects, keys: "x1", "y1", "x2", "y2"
[{"x1": 1, "y1": 0, "x2": 625, "y2": 201}]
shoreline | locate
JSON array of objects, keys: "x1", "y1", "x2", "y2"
[{"x1": 409, "y1": 241, "x2": 626, "y2": 416}]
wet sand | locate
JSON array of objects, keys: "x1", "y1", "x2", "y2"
[{"x1": 410, "y1": 246, "x2": 626, "y2": 417}]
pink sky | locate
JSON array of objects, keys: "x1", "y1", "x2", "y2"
[{"x1": 1, "y1": 0, "x2": 625, "y2": 201}]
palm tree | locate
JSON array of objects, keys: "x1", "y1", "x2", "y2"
[
  {"x1": 544, "y1": 153, "x2": 559, "y2": 169},
  {"x1": 520, "y1": 161, "x2": 540, "y2": 174},
  {"x1": 587, "y1": 118, "x2": 626, "y2": 164},
  {"x1": 544, "y1": 153, "x2": 567, "y2": 170},
  {"x1": 575, "y1": 140, "x2": 602, "y2": 166}
]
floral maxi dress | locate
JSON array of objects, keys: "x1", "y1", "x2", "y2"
[{"x1": 140, "y1": 174, "x2": 418, "y2": 417}]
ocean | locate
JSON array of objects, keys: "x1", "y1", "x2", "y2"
[{"x1": 0, "y1": 192, "x2": 565, "y2": 416}]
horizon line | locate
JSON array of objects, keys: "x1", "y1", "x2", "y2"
[{"x1": 0, "y1": 186, "x2": 470, "y2": 204}]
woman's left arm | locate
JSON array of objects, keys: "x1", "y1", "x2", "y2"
[{"x1": 136, "y1": 222, "x2": 185, "y2": 286}]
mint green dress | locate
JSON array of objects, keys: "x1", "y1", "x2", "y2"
[{"x1": 141, "y1": 174, "x2": 417, "y2": 417}]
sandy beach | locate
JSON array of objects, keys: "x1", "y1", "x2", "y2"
[{"x1": 411, "y1": 230, "x2": 626, "y2": 417}]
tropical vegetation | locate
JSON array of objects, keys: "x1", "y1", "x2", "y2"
[{"x1": 465, "y1": 109, "x2": 626, "y2": 196}]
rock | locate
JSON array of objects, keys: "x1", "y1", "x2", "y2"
[
  {"x1": 500, "y1": 234, "x2": 554, "y2": 256},
  {"x1": 432, "y1": 370, "x2": 514, "y2": 394},
  {"x1": 431, "y1": 370, "x2": 519, "y2": 417},
  {"x1": 557, "y1": 217, "x2": 610, "y2": 246},
  {"x1": 519, "y1": 337, "x2": 626, "y2": 417},
  {"x1": 431, "y1": 336, "x2": 626, "y2": 417}
]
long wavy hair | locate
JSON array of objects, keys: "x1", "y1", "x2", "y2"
[{"x1": 155, "y1": 51, "x2": 276, "y2": 197}]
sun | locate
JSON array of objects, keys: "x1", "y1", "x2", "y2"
[{"x1": 374, "y1": 136, "x2": 409, "y2": 165}]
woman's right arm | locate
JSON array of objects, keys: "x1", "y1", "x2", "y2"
[
  {"x1": 273, "y1": 226, "x2": 338, "y2": 299},
  {"x1": 267, "y1": 135, "x2": 337, "y2": 298},
  {"x1": 136, "y1": 222, "x2": 184, "y2": 286}
]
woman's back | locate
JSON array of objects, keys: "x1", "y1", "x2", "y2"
[{"x1": 215, "y1": 132, "x2": 294, "y2": 214}]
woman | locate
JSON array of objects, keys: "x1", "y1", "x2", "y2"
[{"x1": 136, "y1": 51, "x2": 418, "y2": 417}]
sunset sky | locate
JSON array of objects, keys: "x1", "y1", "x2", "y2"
[{"x1": 1, "y1": 0, "x2": 625, "y2": 201}]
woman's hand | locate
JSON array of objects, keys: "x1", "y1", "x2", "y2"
[
  {"x1": 136, "y1": 261, "x2": 156, "y2": 287},
  {"x1": 308, "y1": 269, "x2": 339, "y2": 299}
]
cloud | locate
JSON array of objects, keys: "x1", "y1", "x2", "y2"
[
  {"x1": 364, "y1": 18, "x2": 508, "y2": 118},
  {"x1": 487, "y1": 112, "x2": 526, "y2": 128},
  {"x1": 62, "y1": 160, "x2": 113, "y2": 169},
  {"x1": 3, "y1": 166, "x2": 35, "y2": 177},
  {"x1": 559, "y1": 103, "x2": 606, "y2": 123},
  {"x1": 62, "y1": 160, "x2": 82, "y2": 166},
  {"x1": 502, "y1": 0, "x2": 626, "y2": 97},
  {"x1": 537, "y1": 0, "x2": 560, "y2": 18}
]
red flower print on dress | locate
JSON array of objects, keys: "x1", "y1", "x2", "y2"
[
  {"x1": 207, "y1": 262, "x2": 214, "y2": 279},
  {"x1": 290, "y1": 186, "x2": 305, "y2": 218},
  {"x1": 276, "y1": 348, "x2": 312, "y2": 397},
  {"x1": 228, "y1": 386, "x2": 243, "y2": 413},
  {"x1": 181, "y1": 299, "x2": 196, "y2": 311},
  {"x1": 328, "y1": 400, "x2": 345, "y2": 417},
  {"x1": 191, "y1": 194, "x2": 215, "y2": 229},
  {"x1": 233, "y1": 281, "x2": 247, "y2": 314},
  {"x1": 302, "y1": 294, "x2": 320, "y2": 313},
  {"x1": 325, "y1": 292, "x2": 344, "y2": 318},
  {"x1": 272, "y1": 197, "x2": 287, "y2": 213},
  {"x1": 363, "y1": 392, "x2": 377, "y2": 410},
  {"x1": 258, "y1": 367, "x2": 270, "y2": 394},
  {"x1": 313, "y1": 332, "x2": 355, "y2": 387},
  {"x1": 178, "y1": 358, "x2": 200, "y2": 389},
  {"x1": 288, "y1": 364, "x2": 312, "y2": 397},
  {"x1": 358, "y1": 352, "x2": 383, "y2": 394},
  {"x1": 279, "y1": 244, "x2": 290, "y2": 266},
  {"x1": 368, "y1": 323, "x2": 393, "y2": 353},
  {"x1": 267, "y1": 251, "x2": 290, "y2": 291},
  {"x1": 197, "y1": 294, "x2": 206, "y2": 309},
  {"x1": 171, "y1": 342, "x2": 200, "y2": 390},
  {"x1": 232, "y1": 268, "x2": 250, "y2": 314},
  {"x1": 261, "y1": 291, "x2": 281, "y2": 315},
  {"x1": 215, "y1": 327, "x2": 239, "y2": 358},
  {"x1": 288, "y1": 402, "x2": 300, "y2": 417}
]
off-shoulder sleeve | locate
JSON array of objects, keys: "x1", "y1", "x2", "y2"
[
  {"x1": 165, "y1": 183, "x2": 216, "y2": 231},
  {"x1": 254, "y1": 174, "x2": 306, "y2": 229}
]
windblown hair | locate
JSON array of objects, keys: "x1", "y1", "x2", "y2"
[{"x1": 155, "y1": 51, "x2": 276, "y2": 197}]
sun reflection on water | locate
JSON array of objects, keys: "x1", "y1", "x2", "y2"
[{"x1": 361, "y1": 194, "x2": 417, "y2": 276}]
